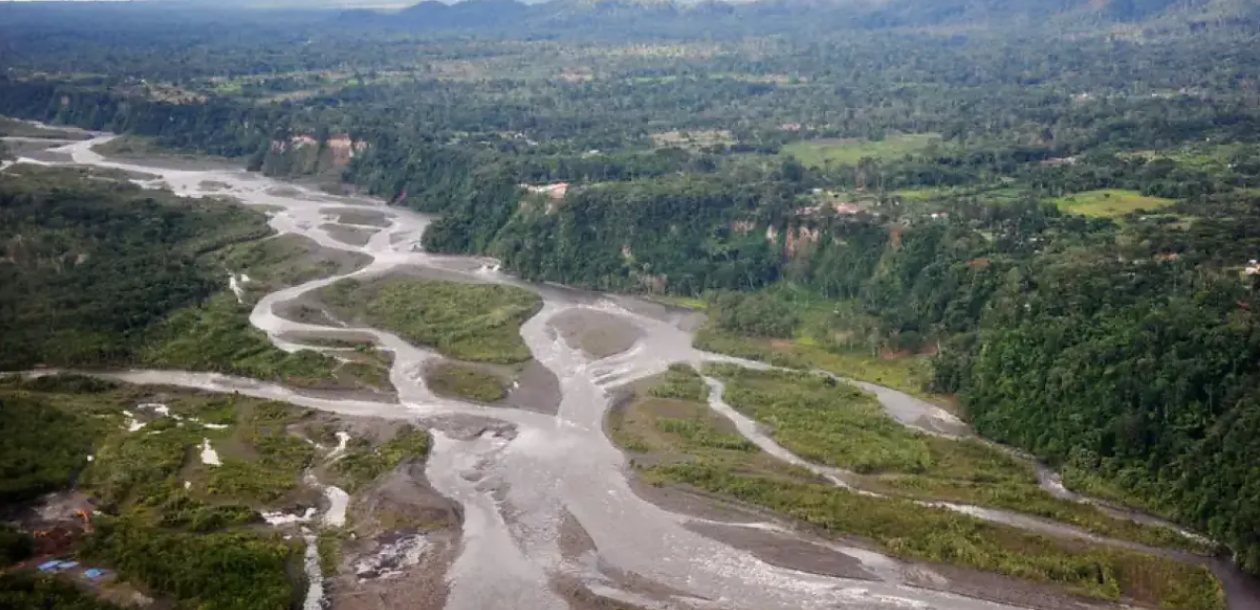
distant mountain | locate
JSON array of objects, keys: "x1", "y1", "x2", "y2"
[{"x1": 335, "y1": 0, "x2": 1258, "y2": 34}]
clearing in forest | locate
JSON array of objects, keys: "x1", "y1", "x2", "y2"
[
  {"x1": 1051, "y1": 189, "x2": 1175, "y2": 218},
  {"x1": 781, "y1": 133, "x2": 940, "y2": 168}
]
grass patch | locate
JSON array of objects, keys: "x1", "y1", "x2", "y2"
[
  {"x1": 317, "y1": 529, "x2": 342, "y2": 576},
  {"x1": 213, "y1": 234, "x2": 371, "y2": 300},
  {"x1": 652, "y1": 295, "x2": 708, "y2": 310},
  {"x1": 0, "y1": 376, "x2": 319, "y2": 518},
  {"x1": 0, "y1": 376, "x2": 330, "y2": 610},
  {"x1": 140, "y1": 293, "x2": 387, "y2": 392},
  {"x1": 608, "y1": 376, "x2": 802, "y2": 476},
  {"x1": 781, "y1": 133, "x2": 940, "y2": 168},
  {"x1": 649, "y1": 462, "x2": 1221, "y2": 610},
  {"x1": 648, "y1": 363, "x2": 708, "y2": 402},
  {"x1": 1051, "y1": 189, "x2": 1175, "y2": 218},
  {"x1": 702, "y1": 365, "x2": 1209, "y2": 552},
  {"x1": 424, "y1": 362, "x2": 507, "y2": 403},
  {"x1": 608, "y1": 371, "x2": 1220, "y2": 609},
  {"x1": 333, "y1": 425, "x2": 430, "y2": 492},
  {"x1": 318, "y1": 276, "x2": 541, "y2": 364},
  {"x1": 694, "y1": 327, "x2": 934, "y2": 400}
]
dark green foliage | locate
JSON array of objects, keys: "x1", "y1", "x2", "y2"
[
  {"x1": 0, "y1": 168, "x2": 267, "y2": 370},
  {"x1": 0, "y1": 394, "x2": 98, "y2": 503},
  {"x1": 0, "y1": 574, "x2": 121, "y2": 610},
  {"x1": 81, "y1": 518, "x2": 298, "y2": 610},
  {"x1": 140, "y1": 293, "x2": 345, "y2": 387},
  {"x1": 957, "y1": 262, "x2": 1260, "y2": 574},
  {"x1": 3, "y1": 0, "x2": 1260, "y2": 586},
  {"x1": 708, "y1": 292, "x2": 799, "y2": 338},
  {"x1": 0, "y1": 525, "x2": 33, "y2": 567}
]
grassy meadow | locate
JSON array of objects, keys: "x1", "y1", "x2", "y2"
[
  {"x1": 782, "y1": 133, "x2": 940, "y2": 168},
  {"x1": 1051, "y1": 189, "x2": 1175, "y2": 218}
]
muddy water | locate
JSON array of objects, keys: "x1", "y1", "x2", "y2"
[{"x1": 16, "y1": 135, "x2": 1256, "y2": 610}]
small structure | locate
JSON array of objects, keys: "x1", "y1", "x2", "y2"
[{"x1": 522, "y1": 182, "x2": 569, "y2": 200}]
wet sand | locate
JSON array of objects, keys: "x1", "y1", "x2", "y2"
[
  {"x1": 551, "y1": 309, "x2": 645, "y2": 359},
  {"x1": 322, "y1": 207, "x2": 394, "y2": 228},
  {"x1": 499, "y1": 359, "x2": 561, "y2": 415},
  {"x1": 321, "y1": 223, "x2": 378, "y2": 247},
  {"x1": 686, "y1": 521, "x2": 877, "y2": 580}
]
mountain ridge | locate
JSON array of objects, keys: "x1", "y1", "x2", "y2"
[{"x1": 338, "y1": 0, "x2": 1260, "y2": 34}]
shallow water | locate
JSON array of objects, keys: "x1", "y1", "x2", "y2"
[{"x1": 16, "y1": 134, "x2": 1255, "y2": 610}]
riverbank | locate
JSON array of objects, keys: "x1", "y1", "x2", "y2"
[{"x1": 1, "y1": 130, "x2": 1253, "y2": 610}]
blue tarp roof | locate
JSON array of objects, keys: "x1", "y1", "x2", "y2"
[
  {"x1": 84, "y1": 568, "x2": 107, "y2": 579},
  {"x1": 37, "y1": 560, "x2": 62, "y2": 571}
]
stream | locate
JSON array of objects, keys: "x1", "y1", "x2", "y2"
[{"x1": 5, "y1": 133, "x2": 1258, "y2": 610}]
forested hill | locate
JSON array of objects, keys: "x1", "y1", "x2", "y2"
[
  {"x1": 341, "y1": 0, "x2": 1260, "y2": 34},
  {"x1": 3, "y1": 0, "x2": 1260, "y2": 584}
]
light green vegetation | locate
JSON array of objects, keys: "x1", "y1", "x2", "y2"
[
  {"x1": 781, "y1": 133, "x2": 940, "y2": 168},
  {"x1": 423, "y1": 362, "x2": 507, "y2": 403},
  {"x1": 609, "y1": 372, "x2": 1222, "y2": 610},
  {"x1": 213, "y1": 234, "x2": 372, "y2": 301},
  {"x1": 317, "y1": 529, "x2": 342, "y2": 576},
  {"x1": 0, "y1": 374, "x2": 320, "y2": 610},
  {"x1": 141, "y1": 292, "x2": 390, "y2": 393},
  {"x1": 333, "y1": 425, "x2": 430, "y2": 492},
  {"x1": 608, "y1": 374, "x2": 797, "y2": 472},
  {"x1": 656, "y1": 461, "x2": 1221, "y2": 610},
  {"x1": 200, "y1": 403, "x2": 317, "y2": 506},
  {"x1": 1051, "y1": 189, "x2": 1175, "y2": 218},
  {"x1": 695, "y1": 328, "x2": 935, "y2": 401},
  {"x1": 68, "y1": 386, "x2": 318, "y2": 513},
  {"x1": 653, "y1": 295, "x2": 708, "y2": 310},
  {"x1": 318, "y1": 276, "x2": 542, "y2": 364},
  {"x1": 702, "y1": 364, "x2": 1210, "y2": 552},
  {"x1": 892, "y1": 184, "x2": 1028, "y2": 205},
  {"x1": 648, "y1": 363, "x2": 709, "y2": 402}
]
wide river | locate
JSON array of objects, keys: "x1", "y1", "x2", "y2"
[{"x1": 7, "y1": 135, "x2": 1258, "y2": 610}]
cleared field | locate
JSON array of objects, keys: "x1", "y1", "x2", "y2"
[
  {"x1": 781, "y1": 133, "x2": 940, "y2": 168},
  {"x1": 1052, "y1": 189, "x2": 1174, "y2": 218}
]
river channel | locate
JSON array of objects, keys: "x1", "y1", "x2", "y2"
[{"x1": 5, "y1": 133, "x2": 1258, "y2": 610}]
